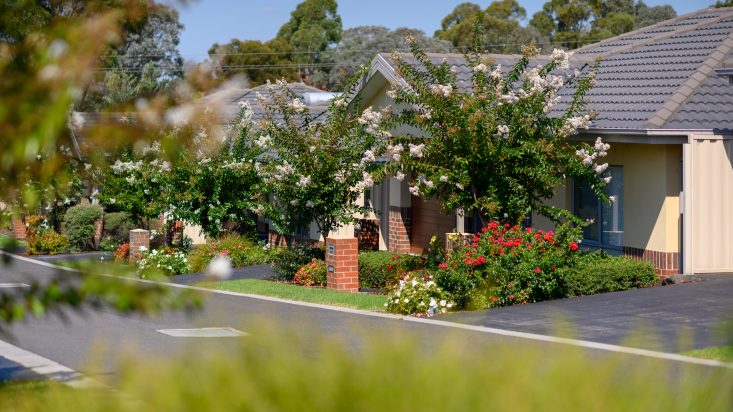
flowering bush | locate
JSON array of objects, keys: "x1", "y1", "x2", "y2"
[
  {"x1": 435, "y1": 221, "x2": 582, "y2": 309},
  {"x1": 255, "y1": 75, "x2": 388, "y2": 240},
  {"x1": 382, "y1": 27, "x2": 610, "y2": 225},
  {"x1": 26, "y1": 231, "x2": 69, "y2": 255},
  {"x1": 385, "y1": 272, "x2": 454, "y2": 316},
  {"x1": 138, "y1": 248, "x2": 189, "y2": 277},
  {"x1": 114, "y1": 242, "x2": 130, "y2": 262},
  {"x1": 293, "y1": 258, "x2": 327, "y2": 287}
]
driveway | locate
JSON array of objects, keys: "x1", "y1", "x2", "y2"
[{"x1": 444, "y1": 275, "x2": 733, "y2": 352}]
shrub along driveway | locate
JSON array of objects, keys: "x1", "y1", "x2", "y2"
[{"x1": 443, "y1": 275, "x2": 733, "y2": 353}]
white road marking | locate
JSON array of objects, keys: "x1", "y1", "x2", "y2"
[
  {"x1": 157, "y1": 327, "x2": 248, "y2": 337},
  {"x1": 0, "y1": 283, "x2": 30, "y2": 288},
  {"x1": 0, "y1": 338, "x2": 104, "y2": 388},
  {"x1": 2, "y1": 250, "x2": 732, "y2": 370}
]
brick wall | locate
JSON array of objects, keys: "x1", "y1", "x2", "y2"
[
  {"x1": 93, "y1": 217, "x2": 104, "y2": 247},
  {"x1": 623, "y1": 246, "x2": 679, "y2": 276},
  {"x1": 325, "y1": 237, "x2": 359, "y2": 292},
  {"x1": 388, "y1": 206, "x2": 411, "y2": 254}
]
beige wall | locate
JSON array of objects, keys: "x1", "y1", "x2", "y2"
[
  {"x1": 534, "y1": 143, "x2": 681, "y2": 253},
  {"x1": 690, "y1": 136, "x2": 733, "y2": 273}
]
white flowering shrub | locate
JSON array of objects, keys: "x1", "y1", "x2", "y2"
[
  {"x1": 383, "y1": 25, "x2": 611, "y2": 225},
  {"x1": 385, "y1": 272, "x2": 455, "y2": 316},
  {"x1": 138, "y1": 248, "x2": 190, "y2": 277},
  {"x1": 255, "y1": 76, "x2": 388, "y2": 240},
  {"x1": 97, "y1": 141, "x2": 172, "y2": 226},
  {"x1": 166, "y1": 102, "x2": 264, "y2": 237}
]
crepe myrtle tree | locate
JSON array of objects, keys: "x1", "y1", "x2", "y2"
[
  {"x1": 167, "y1": 102, "x2": 264, "y2": 238},
  {"x1": 96, "y1": 140, "x2": 172, "y2": 228},
  {"x1": 255, "y1": 76, "x2": 388, "y2": 242},
  {"x1": 381, "y1": 27, "x2": 612, "y2": 226}
]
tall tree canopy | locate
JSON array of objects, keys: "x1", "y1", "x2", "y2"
[
  {"x1": 435, "y1": 0, "x2": 541, "y2": 53},
  {"x1": 208, "y1": 38, "x2": 299, "y2": 87},
  {"x1": 0, "y1": 1, "x2": 185, "y2": 110},
  {"x1": 529, "y1": 0, "x2": 677, "y2": 49}
]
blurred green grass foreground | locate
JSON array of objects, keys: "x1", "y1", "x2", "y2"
[{"x1": 1, "y1": 324, "x2": 731, "y2": 411}]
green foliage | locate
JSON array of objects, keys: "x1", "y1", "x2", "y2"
[
  {"x1": 276, "y1": 0, "x2": 342, "y2": 61},
  {"x1": 385, "y1": 271, "x2": 454, "y2": 315},
  {"x1": 187, "y1": 234, "x2": 269, "y2": 273},
  {"x1": 714, "y1": 0, "x2": 733, "y2": 7},
  {"x1": 63, "y1": 204, "x2": 103, "y2": 251},
  {"x1": 560, "y1": 252, "x2": 658, "y2": 296},
  {"x1": 26, "y1": 231, "x2": 69, "y2": 255},
  {"x1": 270, "y1": 245, "x2": 326, "y2": 280},
  {"x1": 257, "y1": 76, "x2": 387, "y2": 240},
  {"x1": 435, "y1": 0, "x2": 540, "y2": 53},
  {"x1": 138, "y1": 249, "x2": 190, "y2": 277},
  {"x1": 103, "y1": 212, "x2": 135, "y2": 244},
  {"x1": 436, "y1": 222, "x2": 582, "y2": 309},
  {"x1": 385, "y1": 32, "x2": 607, "y2": 225},
  {"x1": 3, "y1": 325, "x2": 733, "y2": 410},
  {"x1": 358, "y1": 251, "x2": 426, "y2": 289},
  {"x1": 167, "y1": 103, "x2": 263, "y2": 238},
  {"x1": 293, "y1": 258, "x2": 327, "y2": 287},
  {"x1": 208, "y1": 39, "x2": 299, "y2": 86},
  {"x1": 529, "y1": 0, "x2": 677, "y2": 49},
  {"x1": 96, "y1": 144, "x2": 171, "y2": 227}
]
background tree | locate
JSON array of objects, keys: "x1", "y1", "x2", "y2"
[
  {"x1": 530, "y1": 0, "x2": 677, "y2": 49},
  {"x1": 208, "y1": 38, "x2": 299, "y2": 86},
  {"x1": 383, "y1": 21, "x2": 610, "y2": 225},
  {"x1": 435, "y1": 0, "x2": 541, "y2": 53},
  {"x1": 275, "y1": 0, "x2": 343, "y2": 86},
  {"x1": 713, "y1": 0, "x2": 733, "y2": 7},
  {"x1": 327, "y1": 26, "x2": 452, "y2": 90}
]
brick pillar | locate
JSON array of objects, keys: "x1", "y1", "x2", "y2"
[
  {"x1": 129, "y1": 229, "x2": 150, "y2": 261},
  {"x1": 12, "y1": 215, "x2": 26, "y2": 240},
  {"x1": 388, "y1": 206, "x2": 411, "y2": 254},
  {"x1": 325, "y1": 237, "x2": 359, "y2": 293},
  {"x1": 93, "y1": 217, "x2": 104, "y2": 247}
]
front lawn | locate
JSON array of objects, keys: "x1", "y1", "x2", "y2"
[
  {"x1": 683, "y1": 346, "x2": 733, "y2": 362},
  {"x1": 202, "y1": 279, "x2": 388, "y2": 311}
]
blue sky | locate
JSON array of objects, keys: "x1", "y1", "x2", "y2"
[{"x1": 174, "y1": 1, "x2": 703, "y2": 62}]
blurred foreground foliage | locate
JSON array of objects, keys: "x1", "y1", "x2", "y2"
[
  {"x1": 0, "y1": 324, "x2": 731, "y2": 411},
  {"x1": 0, "y1": 0, "x2": 215, "y2": 324}
]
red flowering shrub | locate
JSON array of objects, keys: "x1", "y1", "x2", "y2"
[
  {"x1": 114, "y1": 242, "x2": 130, "y2": 262},
  {"x1": 435, "y1": 221, "x2": 583, "y2": 309},
  {"x1": 293, "y1": 258, "x2": 327, "y2": 287}
]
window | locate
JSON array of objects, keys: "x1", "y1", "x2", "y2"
[{"x1": 573, "y1": 166, "x2": 623, "y2": 247}]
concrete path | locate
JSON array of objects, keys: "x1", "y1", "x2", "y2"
[{"x1": 444, "y1": 275, "x2": 733, "y2": 353}]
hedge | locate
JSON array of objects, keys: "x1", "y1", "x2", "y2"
[
  {"x1": 561, "y1": 252, "x2": 658, "y2": 296},
  {"x1": 64, "y1": 204, "x2": 103, "y2": 251}
]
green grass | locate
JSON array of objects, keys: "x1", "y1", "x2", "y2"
[
  {"x1": 0, "y1": 233, "x2": 25, "y2": 248},
  {"x1": 683, "y1": 345, "x2": 733, "y2": 362},
  {"x1": 203, "y1": 279, "x2": 388, "y2": 311}
]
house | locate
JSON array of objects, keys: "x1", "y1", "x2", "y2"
[{"x1": 347, "y1": 6, "x2": 733, "y2": 275}]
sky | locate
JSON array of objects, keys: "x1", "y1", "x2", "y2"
[{"x1": 173, "y1": 0, "x2": 703, "y2": 62}]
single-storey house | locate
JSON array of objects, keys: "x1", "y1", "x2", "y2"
[{"x1": 345, "y1": 6, "x2": 733, "y2": 275}]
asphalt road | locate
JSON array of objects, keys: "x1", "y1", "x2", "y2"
[{"x1": 0, "y1": 252, "x2": 730, "y2": 383}]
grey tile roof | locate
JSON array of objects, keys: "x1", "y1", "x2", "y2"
[
  {"x1": 209, "y1": 82, "x2": 330, "y2": 125},
  {"x1": 374, "y1": 7, "x2": 733, "y2": 132}
]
